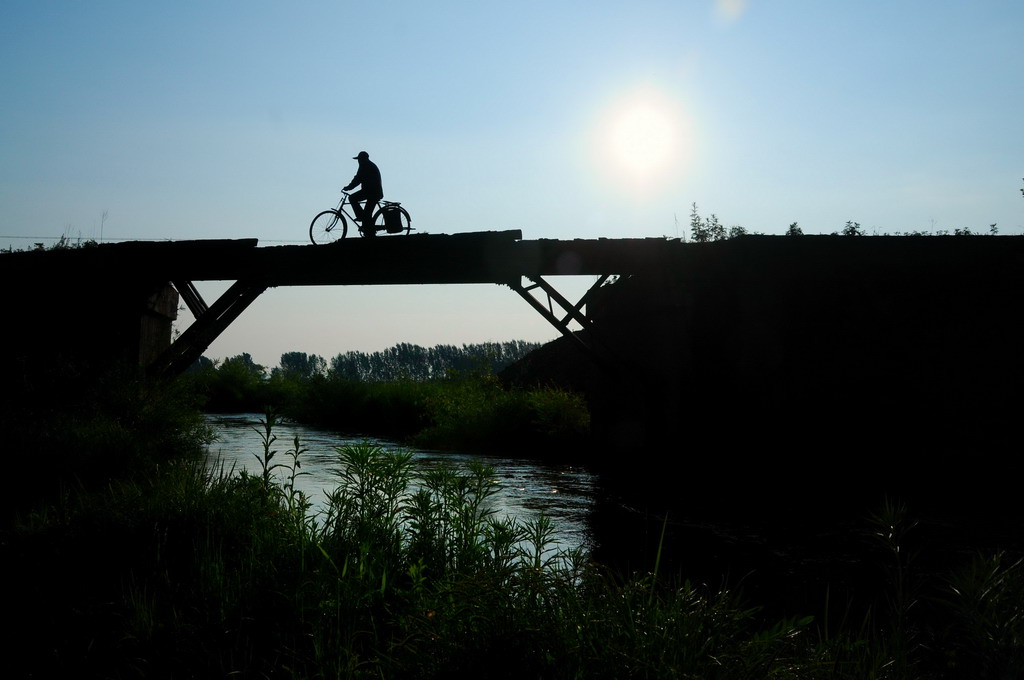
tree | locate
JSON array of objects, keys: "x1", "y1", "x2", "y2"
[
  {"x1": 786, "y1": 222, "x2": 803, "y2": 236},
  {"x1": 328, "y1": 341, "x2": 541, "y2": 382},
  {"x1": 208, "y1": 353, "x2": 267, "y2": 411},
  {"x1": 842, "y1": 221, "x2": 863, "y2": 236},
  {"x1": 276, "y1": 352, "x2": 327, "y2": 381},
  {"x1": 221, "y1": 352, "x2": 265, "y2": 378}
]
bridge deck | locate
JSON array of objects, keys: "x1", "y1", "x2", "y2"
[{"x1": 1, "y1": 231, "x2": 684, "y2": 287}]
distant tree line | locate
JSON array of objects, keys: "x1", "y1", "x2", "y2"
[
  {"x1": 183, "y1": 339, "x2": 588, "y2": 454},
  {"x1": 686, "y1": 202, "x2": 1008, "y2": 241},
  {"x1": 328, "y1": 340, "x2": 541, "y2": 382},
  {"x1": 186, "y1": 340, "x2": 544, "y2": 413}
]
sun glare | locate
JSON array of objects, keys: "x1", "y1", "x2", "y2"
[
  {"x1": 591, "y1": 87, "x2": 692, "y2": 195},
  {"x1": 714, "y1": 0, "x2": 748, "y2": 23}
]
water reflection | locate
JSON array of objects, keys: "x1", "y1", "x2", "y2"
[{"x1": 204, "y1": 413, "x2": 598, "y2": 554}]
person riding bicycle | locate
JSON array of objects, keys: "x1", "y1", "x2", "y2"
[{"x1": 343, "y1": 151, "x2": 384, "y2": 236}]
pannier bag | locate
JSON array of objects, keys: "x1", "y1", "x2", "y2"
[{"x1": 384, "y1": 207, "x2": 404, "y2": 233}]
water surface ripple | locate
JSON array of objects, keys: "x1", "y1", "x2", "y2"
[{"x1": 204, "y1": 413, "x2": 598, "y2": 554}]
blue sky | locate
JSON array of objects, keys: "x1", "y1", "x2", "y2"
[{"x1": 3, "y1": 1, "x2": 1022, "y2": 367}]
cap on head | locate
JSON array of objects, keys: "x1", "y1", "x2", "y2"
[{"x1": 353, "y1": 151, "x2": 369, "y2": 160}]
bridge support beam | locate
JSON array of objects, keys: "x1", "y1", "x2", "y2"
[
  {"x1": 509, "y1": 274, "x2": 619, "y2": 371},
  {"x1": 149, "y1": 279, "x2": 267, "y2": 377},
  {"x1": 172, "y1": 279, "x2": 209, "y2": 317}
]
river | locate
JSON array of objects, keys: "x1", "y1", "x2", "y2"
[{"x1": 204, "y1": 413, "x2": 599, "y2": 554}]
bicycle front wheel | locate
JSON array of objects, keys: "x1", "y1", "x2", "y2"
[
  {"x1": 309, "y1": 210, "x2": 347, "y2": 244},
  {"x1": 373, "y1": 206, "x2": 412, "y2": 235}
]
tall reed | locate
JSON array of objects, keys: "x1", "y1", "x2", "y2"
[{"x1": 12, "y1": 400, "x2": 1024, "y2": 678}]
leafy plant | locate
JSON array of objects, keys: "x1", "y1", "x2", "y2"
[
  {"x1": 689, "y1": 202, "x2": 728, "y2": 242},
  {"x1": 940, "y1": 552, "x2": 1024, "y2": 677},
  {"x1": 867, "y1": 498, "x2": 921, "y2": 676},
  {"x1": 251, "y1": 408, "x2": 285, "y2": 490},
  {"x1": 842, "y1": 220, "x2": 863, "y2": 236}
]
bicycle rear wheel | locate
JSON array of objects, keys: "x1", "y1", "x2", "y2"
[
  {"x1": 309, "y1": 210, "x2": 347, "y2": 244},
  {"x1": 372, "y1": 205, "x2": 412, "y2": 235}
]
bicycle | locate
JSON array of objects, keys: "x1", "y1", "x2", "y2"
[{"x1": 309, "y1": 191, "x2": 413, "y2": 244}]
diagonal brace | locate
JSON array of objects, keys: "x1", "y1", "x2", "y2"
[
  {"x1": 172, "y1": 279, "x2": 209, "y2": 317},
  {"x1": 150, "y1": 279, "x2": 267, "y2": 377},
  {"x1": 509, "y1": 274, "x2": 616, "y2": 368}
]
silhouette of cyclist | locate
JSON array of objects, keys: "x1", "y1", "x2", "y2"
[{"x1": 343, "y1": 151, "x2": 384, "y2": 236}]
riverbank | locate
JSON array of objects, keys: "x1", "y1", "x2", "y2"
[
  {"x1": 186, "y1": 361, "x2": 593, "y2": 459},
  {"x1": 4, "y1": 364, "x2": 1023, "y2": 677},
  {"x1": 0, "y1": 393, "x2": 810, "y2": 678}
]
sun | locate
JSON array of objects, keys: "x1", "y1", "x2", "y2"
[
  {"x1": 608, "y1": 102, "x2": 678, "y2": 180},
  {"x1": 590, "y1": 87, "x2": 692, "y2": 195}
]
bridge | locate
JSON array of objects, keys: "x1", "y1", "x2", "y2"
[
  {"x1": 8, "y1": 230, "x2": 1024, "y2": 474},
  {"x1": 2, "y1": 231, "x2": 684, "y2": 376}
]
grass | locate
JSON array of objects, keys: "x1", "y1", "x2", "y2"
[
  {"x1": 1, "y1": 410, "x2": 815, "y2": 678},
  {"x1": 268, "y1": 369, "x2": 592, "y2": 456},
  {"x1": 5, "y1": 370, "x2": 1024, "y2": 677}
]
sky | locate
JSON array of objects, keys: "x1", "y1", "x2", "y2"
[{"x1": 3, "y1": 1, "x2": 1022, "y2": 368}]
